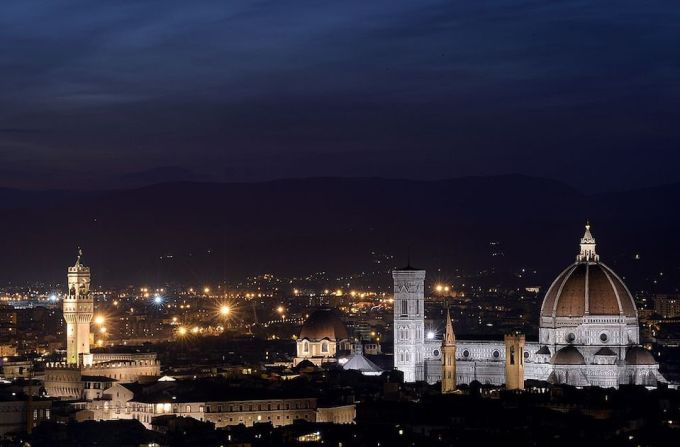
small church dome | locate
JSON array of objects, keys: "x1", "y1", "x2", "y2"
[
  {"x1": 299, "y1": 309, "x2": 349, "y2": 341},
  {"x1": 625, "y1": 347, "x2": 656, "y2": 365},
  {"x1": 552, "y1": 346, "x2": 586, "y2": 365}
]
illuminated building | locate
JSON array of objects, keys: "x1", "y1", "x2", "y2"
[
  {"x1": 294, "y1": 309, "x2": 351, "y2": 367},
  {"x1": 440, "y1": 309, "x2": 456, "y2": 393},
  {"x1": 82, "y1": 381, "x2": 355, "y2": 428},
  {"x1": 63, "y1": 250, "x2": 93, "y2": 366},
  {"x1": 44, "y1": 252, "x2": 161, "y2": 399},
  {"x1": 394, "y1": 224, "x2": 666, "y2": 388}
]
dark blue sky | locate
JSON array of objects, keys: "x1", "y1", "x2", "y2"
[{"x1": 2, "y1": 0, "x2": 680, "y2": 191}]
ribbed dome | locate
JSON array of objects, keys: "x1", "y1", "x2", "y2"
[
  {"x1": 625, "y1": 347, "x2": 656, "y2": 365},
  {"x1": 299, "y1": 309, "x2": 349, "y2": 341},
  {"x1": 541, "y1": 225, "x2": 637, "y2": 321},
  {"x1": 552, "y1": 346, "x2": 586, "y2": 365},
  {"x1": 541, "y1": 262, "x2": 637, "y2": 319}
]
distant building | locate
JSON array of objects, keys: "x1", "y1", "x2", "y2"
[
  {"x1": 0, "y1": 396, "x2": 51, "y2": 435},
  {"x1": 655, "y1": 295, "x2": 680, "y2": 319},
  {"x1": 44, "y1": 252, "x2": 161, "y2": 399},
  {"x1": 0, "y1": 304, "x2": 17, "y2": 341},
  {"x1": 81, "y1": 381, "x2": 355, "y2": 429},
  {"x1": 294, "y1": 309, "x2": 351, "y2": 367},
  {"x1": 394, "y1": 224, "x2": 666, "y2": 388}
]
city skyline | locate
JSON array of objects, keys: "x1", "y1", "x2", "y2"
[{"x1": 2, "y1": 1, "x2": 680, "y2": 445}]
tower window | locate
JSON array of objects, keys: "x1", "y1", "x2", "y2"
[
  {"x1": 600, "y1": 333, "x2": 608, "y2": 342},
  {"x1": 401, "y1": 300, "x2": 407, "y2": 315}
]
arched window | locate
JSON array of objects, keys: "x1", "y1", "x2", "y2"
[
  {"x1": 303, "y1": 341, "x2": 309, "y2": 353},
  {"x1": 321, "y1": 341, "x2": 329, "y2": 353}
]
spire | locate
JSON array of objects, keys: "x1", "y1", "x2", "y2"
[
  {"x1": 577, "y1": 221, "x2": 599, "y2": 262},
  {"x1": 443, "y1": 308, "x2": 455, "y2": 345},
  {"x1": 75, "y1": 247, "x2": 83, "y2": 267}
]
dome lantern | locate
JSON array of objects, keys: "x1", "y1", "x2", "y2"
[{"x1": 577, "y1": 222, "x2": 599, "y2": 262}]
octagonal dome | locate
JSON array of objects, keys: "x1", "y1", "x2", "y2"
[
  {"x1": 540, "y1": 224, "x2": 637, "y2": 320},
  {"x1": 299, "y1": 308, "x2": 349, "y2": 341}
]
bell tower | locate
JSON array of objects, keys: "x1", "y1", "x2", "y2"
[
  {"x1": 504, "y1": 331, "x2": 525, "y2": 390},
  {"x1": 393, "y1": 266, "x2": 426, "y2": 382},
  {"x1": 63, "y1": 249, "x2": 93, "y2": 366},
  {"x1": 441, "y1": 308, "x2": 457, "y2": 393}
]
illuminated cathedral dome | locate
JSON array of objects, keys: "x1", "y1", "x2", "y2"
[
  {"x1": 299, "y1": 309, "x2": 349, "y2": 341},
  {"x1": 540, "y1": 224, "x2": 637, "y2": 321}
]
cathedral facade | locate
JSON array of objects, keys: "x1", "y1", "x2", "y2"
[{"x1": 393, "y1": 225, "x2": 666, "y2": 388}]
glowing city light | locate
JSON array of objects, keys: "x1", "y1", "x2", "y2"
[
  {"x1": 203, "y1": 287, "x2": 210, "y2": 294},
  {"x1": 426, "y1": 331, "x2": 435, "y2": 340},
  {"x1": 277, "y1": 306, "x2": 284, "y2": 314},
  {"x1": 220, "y1": 305, "x2": 231, "y2": 316},
  {"x1": 177, "y1": 327, "x2": 187, "y2": 336},
  {"x1": 94, "y1": 315, "x2": 105, "y2": 326},
  {"x1": 48, "y1": 294, "x2": 57, "y2": 302},
  {"x1": 153, "y1": 295, "x2": 163, "y2": 305}
]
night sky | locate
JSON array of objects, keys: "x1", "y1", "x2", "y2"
[{"x1": 2, "y1": 0, "x2": 680, "y2": 191}]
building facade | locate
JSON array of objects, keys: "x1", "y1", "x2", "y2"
[
  {"x1": 394, "y1": 224, "x2": 666, "y2": 388},
  {"x1": 83, "y1": 383, "x2": 355, "y2": 429},
  {"x1": 44, "y1": 252, "x2": 161, "y2": 399},
  {"x1": 63, "y1": 250, "x2": 93, "y2": 367},
  {"x1": 294, "y1": 309, "x2": 351, "y2": 367}
]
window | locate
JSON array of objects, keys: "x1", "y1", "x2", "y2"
[
  {"x1": 303, "y1": 341, "x2": 309, "y2": 353},
  {"x1": 600, "y1": 333, "x2": 608, "y2": 342},
  {"x1": 186, "y1": 405, "x2": 191, "y2": 412},
  {"x1": 321, "y1": 341, "x2": 329, "y2": 353},
  {"x1": 401, "y1": 300, "x2": 407, "y2": 315}
]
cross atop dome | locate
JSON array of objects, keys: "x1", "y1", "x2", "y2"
[{"x1": 577, "y1": 221, "x2": 599, "y2": 262}]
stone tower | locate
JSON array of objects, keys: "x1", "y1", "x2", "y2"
[
  {"x1": 441, "y1": 308, "x2": 457, "y2": 393},
  {"x1": 63, "y1": 249, "x2": 93, "y2": 366},
  {"x1": 393, "y1": 266, "x2": 426, "y2": 382},
  {"x1": 504, "y1": 332, "x2": 525, "y2": 390}
]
